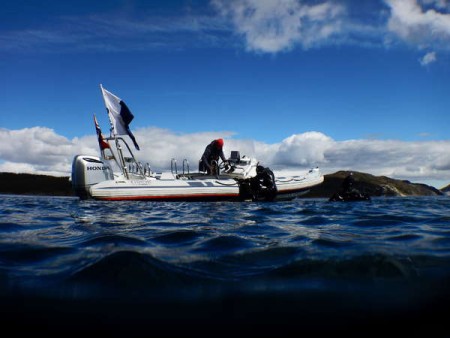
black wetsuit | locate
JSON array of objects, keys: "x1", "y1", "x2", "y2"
[
  {"x1": 342, "y1": 174, "x2": 355, "y2": 193},
  {"x1": 251, "y1": 166, "x2": 278, "y2": 201},
  {"x1": 199, "y1": 140, "x2": 226, "y2": 174}
]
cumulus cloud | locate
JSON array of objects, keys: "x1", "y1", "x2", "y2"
[
  {"x1": 385, "y1": 0, "x2": 450, "y2": 48},
  {"x1": 270, "y1": 132, "x2": 334, "y2": 167},
  {"x1": 0, "y1": 127, "x2": 97, "y2": 176},
  {"x1": 212, "y1": 0, "x2": 345, "y2": 53},
  {"x1": 211, "y1": 0, "x2": 450, "y2": 54},
  {"x1": 1, "y1": 126, "x2": 450, "y2": 188}
]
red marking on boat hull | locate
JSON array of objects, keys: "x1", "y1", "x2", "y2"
[{"x1": 96, "y1": 193, "x2": 241, "y2": 202}]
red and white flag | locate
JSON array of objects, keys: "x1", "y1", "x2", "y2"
[{"x1": 94, "y1": 114, "x2": 110, "y2": 151}]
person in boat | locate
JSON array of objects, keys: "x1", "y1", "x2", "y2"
[
  {"x1": 250, "y1": 165, "x2": 278, "y2": 201},
  {"x1": 199, "y1": 138, "x2": 228, "y2": 175}
]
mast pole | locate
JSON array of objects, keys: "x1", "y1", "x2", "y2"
[{"x1": 100, "y1": 84, "x2": 128, "y2": 179}]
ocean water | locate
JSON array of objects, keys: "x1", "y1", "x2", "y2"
[{"x1": 1, "y1": 194, "x2": 450, "y2": 336}]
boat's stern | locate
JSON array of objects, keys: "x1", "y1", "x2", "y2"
[{"x1": 71, "y1": 155, "x2": 114, "y2": 199}]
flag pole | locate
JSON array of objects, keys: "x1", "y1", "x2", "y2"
[
  {"x1": 93, "y1": 113, "x2": 120, "y2": 168},
  {"x1": 99, "y1": 84, "x2": 128, "y2": 179},
  {"x1": 93, "y1": 114, "x2": 105, "y2": 159}
]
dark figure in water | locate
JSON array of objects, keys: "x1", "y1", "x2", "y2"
[
  {"x1": 250, "y1": 165, "x2": 278, "y2": 201},
  {"x1": 329, "y1": 172, "x2": 370, "y2": 202},
  {"x1": 342, "y1": 172, "x2": 356, "y2": 193}
]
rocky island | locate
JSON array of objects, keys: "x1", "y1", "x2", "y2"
[
  {"x1": 441, "y1": 183, "x2": 450, "y2": 196},
  {"x1": 304, "y1": 170, "x2": 443, "y2": 198}
]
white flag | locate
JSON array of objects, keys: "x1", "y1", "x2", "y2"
[{"x1": 100, "y1": 85, "x2": 140, "y2": 150}]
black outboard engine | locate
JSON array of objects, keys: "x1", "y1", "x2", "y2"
[{"x1": 250, "y1": 165, "x2": 277, "y2": 201}]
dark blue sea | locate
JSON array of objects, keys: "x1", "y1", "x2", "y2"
[{"x1": 1, "y1": 195, "x2": 450, "y2": 337}]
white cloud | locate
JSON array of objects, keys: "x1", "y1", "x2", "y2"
[
  {"x1": 212, "y1": 0, "x2": 450, "y2": 54},
  {"x1": 1, "y1": 126, "x2": 450, "y2": 188},
  {"x1": 270, "y1": 132, "x2": 334, "y2": 167},
  {"x1": 212, "y1": 0, "x2": 345, "y2": 53},
  {"x1": 419, "y1": 51, "x2": 437, "y2": 65},
  {"x1": 385, "y1": 0, "x2": 450, "y2": 48},
  {"x1": 0, "y1": 127, "x2": 97, "y2": 176},
  {"x1": 3, "y1": 0, "x2": 450, "y2": 56}
]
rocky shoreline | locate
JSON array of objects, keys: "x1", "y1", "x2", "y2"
[
  {"x1": 304, "y1": 170, "x2": 443, "y2": 198},
  {"x1": 0, "y1": 173, "x2": 73, "y2": 197}
]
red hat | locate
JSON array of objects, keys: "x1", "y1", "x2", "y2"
[{"x1": 216, "y1": 138, "x2": 224, "y2": 148}]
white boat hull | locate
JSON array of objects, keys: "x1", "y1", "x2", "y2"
[
  {"x1": 71, "y1": 142, "x2": 324, "y2": 202},
  {"x1": 81, "y1": 168, "x2": 323, "y2": 202},
  {"x1": 275, "y1": 171, "x2": 324, "y2": 200},
  {"x1": 90, "y1": 176, "x2": 241, "y2": 201}
]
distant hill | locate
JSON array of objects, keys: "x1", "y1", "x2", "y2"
[
  {"x1": 304, "y1": 171, "x2": 443, "y2": 198},
  {"x1": 0, "y1": 173, "x2": 73, "y2": 196},
  {"x1": 0, "y1": 171, "x2": 444, "y2": 198},
  {"x1": 442, "y1": 184, "x2": 450, "y2": 196}
]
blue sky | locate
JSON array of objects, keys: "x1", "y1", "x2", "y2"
[{"x1": 1, "y1": 0, "x2": 450, "y2": 188}]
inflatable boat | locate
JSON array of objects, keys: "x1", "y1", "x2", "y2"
[{"x1": 71, "y1": 86, "x2": 324, "y2": 202}]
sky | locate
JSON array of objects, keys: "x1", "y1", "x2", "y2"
[{"x1": 1, "y1": 0, "x2": 450, "y2": 189}]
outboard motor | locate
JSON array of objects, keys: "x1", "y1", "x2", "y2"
[{"x1": 71, "y1": 155, "x2": 114, "y2": 199}]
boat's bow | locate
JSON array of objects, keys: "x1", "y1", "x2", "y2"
[{"x1": 274, "y1": 167, "x2": 324, "y2": 200}]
